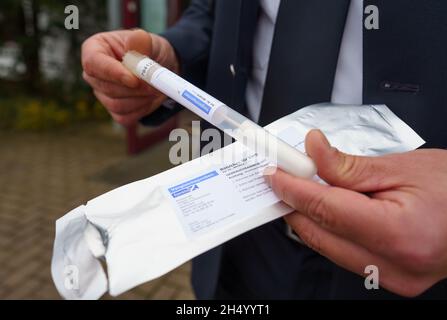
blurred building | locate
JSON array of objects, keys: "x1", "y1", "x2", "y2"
[{"x1": 107, "y1": 0, "x2": 187, "y2": 30}]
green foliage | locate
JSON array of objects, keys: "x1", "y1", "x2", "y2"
[{"x1": 0, "y1": 96, "x2": 110, "y2": 131}]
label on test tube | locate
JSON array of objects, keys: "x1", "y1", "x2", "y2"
[
  {"x1": 152, "y1": 68, "x2": 224, "y2": 122},
  {"x1": 181, "y1": 90, "x2": 212, "y2": 115},
  {"x1": 136, "y1": 58, "x2": 224, "y2": 122},
  {"x1": 136, "y1": 58, "x2": 158, "y2": 81}
]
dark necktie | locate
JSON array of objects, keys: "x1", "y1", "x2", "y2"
[{"x1": 258, "y1": 0, "x2": 351, "y2": 126}]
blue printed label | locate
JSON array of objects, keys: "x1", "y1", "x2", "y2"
[
  {"x1": 168, "y1": 171, "x2": 219, "y2": 198},
  {"x1": 182, "y1": 90, "x2": 212, "y2": 115}
]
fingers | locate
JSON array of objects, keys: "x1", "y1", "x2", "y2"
[
  {"x1": 285, "y1": 212, "x2": 385, "y2": 279},
  {"x1": 81, "y1": 30, "x2": 168, "y2": 126},
  {"x1": 83, "y1": 72, "x2": 158, "y2": 99},
  {"x1": 81, "y1": 32, "x2": 139, "y2": 88},
  {"x1": 82, "y1": 29, "x2": 156, "y2": 89},
  {"x1": 111, "y1": 107, "x2": 158, "y2": 127},
  {"x1": 125, "y1": 29, "x2": 153, "y2": 55},
  {"x1": 265, "y1": 168, "x2": 401, "y2": 254},
  {"x1": 93, "y1": 90, "x2": 153, "y2": 115},
  {"x1": 94, "y1": 90, "x2": 165, "y2": 126},
  {"x1": 305, "y1": 130, "x2": 402, "y2": 192},
  {"x1": 285, "y1": 212, "x2": 429, "y2": 297},
  {"x1": 83, "y1": 51, "x2": 139, "y2": 88}
]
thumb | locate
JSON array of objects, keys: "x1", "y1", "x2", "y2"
[
  {"x1": 125, "y1": 29, "x2": 153, "y2": 57},
  {"x1": 305, "y1": 129, "x2": 397, "y2": 192}
]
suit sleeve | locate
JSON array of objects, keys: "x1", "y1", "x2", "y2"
[{"x1": 161, "y1": 0, "x2": 214, "y2": 67}]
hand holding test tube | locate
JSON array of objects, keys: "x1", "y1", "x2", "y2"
[{"x1": 122, "y1": 51, "x2": 317, "y2": 178}]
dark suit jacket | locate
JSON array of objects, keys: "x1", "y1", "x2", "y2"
[{"x1": 144, "y1": 0, "x2": 447, "y2": 299}]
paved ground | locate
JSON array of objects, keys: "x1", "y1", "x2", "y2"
[{"x1": 0, "y1": 120, "x2": 195, "y2": 300}]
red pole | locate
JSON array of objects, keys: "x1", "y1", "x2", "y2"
[
  {"x1": 122, "y1": 0, "x2": 140, "y2": 154},
  {"x1": 167, "y1": 0, "x2": 182, "y2": 27},
  {"x1": 122, "y1": 0, "x2": 140, "y2": 28}
]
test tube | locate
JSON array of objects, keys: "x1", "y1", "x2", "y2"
[{"x1": 122, "y1": 51, "x2": 317, "y2": 178}]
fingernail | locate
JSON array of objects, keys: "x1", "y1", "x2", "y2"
[
  {"x1": 263, "y1": 166, "x2": 277, "y2": 185},
  {"x1": 315, "y1": 129, "x2": 330, "y2": 148},
  {"x1": 263, "y1": 166, "x2": 277, "y2": 176},
  {"x1": 121, "y1": 75, "x2": 136, "y2": 87}
]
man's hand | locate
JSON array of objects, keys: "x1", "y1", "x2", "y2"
[
  {"x1": 82, "y1": 29, "x2": 179, "y2": 126},
  {"x1": 264, "y1": 129, "x2": 447, "y2": 297}
]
